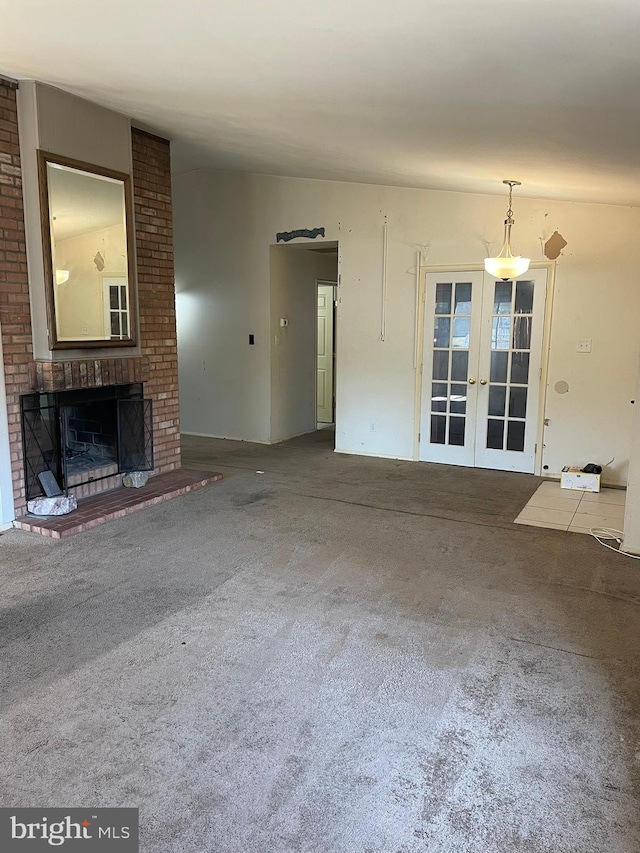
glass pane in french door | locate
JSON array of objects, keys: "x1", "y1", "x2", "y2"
[
  {"x1": 429, "y1": 281, "x2": 473, "y2": 446},
  {"x1": 485, "y1": 279, "x2": 535, "y2": 452}
]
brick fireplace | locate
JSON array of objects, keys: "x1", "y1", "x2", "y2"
[
  {"x1": 0, "y1": 77, "x2": 186, "y2": 525},
  {"x1": 21, "y1": 380, "x2": 153, "y2": 501}
]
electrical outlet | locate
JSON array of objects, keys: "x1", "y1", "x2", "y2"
[
  {"x1": 369, "y1": 422, "x2": 376, "y2": 432},
  {"x1": 576, "y1": 339, "x2": 592, "y2": 353}
]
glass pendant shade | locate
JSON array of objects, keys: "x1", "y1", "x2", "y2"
[
  {"x1": 484, "y1": 222, "x2": 530, "y2": 279},
  {"x1": 484, "y1": 180, "x2": 530, "y2": 280}
]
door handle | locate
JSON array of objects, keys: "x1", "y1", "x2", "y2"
[
  {"x1": 479, "y1": 379, "x2": 488, "y2": 385},
  {"x1": 468, "y1": 378, "x2": 476, "y2": 385}
]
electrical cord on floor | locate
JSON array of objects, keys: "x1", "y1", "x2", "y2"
[{"x1": 589, "y1": 527, "x2": 640, "y2": 559}]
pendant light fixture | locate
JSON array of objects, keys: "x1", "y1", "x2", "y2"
[{"x1": 484, "y1": 180, "x2": 530, "y2": 280}]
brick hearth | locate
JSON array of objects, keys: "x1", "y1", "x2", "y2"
[{"x1": 14, "y1": 469, "x2": 223, "y2": 538}]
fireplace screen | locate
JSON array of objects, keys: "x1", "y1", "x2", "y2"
[
  {"x1": 21, "y1": 384, "x2": 153, "y2": 500},
  {"x1": 117, "y1": 399, "x2": 153, "y2": 472},
  {"x1": 21, "y1": 393, "x2": 61, "y2": 502}
]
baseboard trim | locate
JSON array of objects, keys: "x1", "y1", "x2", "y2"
[
  {"x1": 334, "y1": 448, "x2": 414, "y2": 462},
  {"x1": 269, "y1": 427, "x2": 318, "y2": 444},
  {"x1": 182, "y1": 428, "x2": 323, "y2": 446},
  {"x1": 542, "y1": 474, "x2": 627, "y2": 490},
  {"x1": 181, "y1": 431, "x2": 271, "y2": 445}
]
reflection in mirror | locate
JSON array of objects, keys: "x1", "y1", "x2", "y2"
[{"x1": 39, "y1": 152, "x2": 135, "y2": 348}]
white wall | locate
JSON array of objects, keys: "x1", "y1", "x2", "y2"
[
  {"x1": 174, "y1": 170, "x2": 640, "y2": 483},
  {"x1": 270, "y1": 245, "x2": 337, "y2": 442},
  {"x1": 174, "y1": 171, "x2": 272, "y2": 441}
]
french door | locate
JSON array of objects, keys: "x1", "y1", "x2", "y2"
[{"x1": 419, "y1": 269, "x2": 547, "y2": 473}]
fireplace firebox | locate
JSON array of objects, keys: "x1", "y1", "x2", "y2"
[{"x1": 21, "y1": 383, "x2": 153, "y2": 501}]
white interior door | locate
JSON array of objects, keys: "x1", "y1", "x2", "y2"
[
  {"x1": 474, "y1": 270, "x2": 547, "y2": 472},
  {"x1": 317, "y1": 283, "x2": 335, "y2": 423},
  {"x1": 420, "y1": 269, "x2": 547, "y2": 474},
  {"x1": 419, "y1": 272, "x2": 484, "y2": 466}
]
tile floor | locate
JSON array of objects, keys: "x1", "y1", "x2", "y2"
[{"x1": 514, "y1": 480, "x2": 626, "y2": 534}]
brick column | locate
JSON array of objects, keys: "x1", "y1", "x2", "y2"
[
  {"x1": 131, "y1": 128, "x2": 181, "y2": 473},
  {"x1": 0, "y1": 78, "x2": 32, "y2": 518}
]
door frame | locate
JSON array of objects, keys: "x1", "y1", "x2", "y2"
[
  {"x1": 413, "y1": 261, "x2": 556, "y2": 475},
  {"x1": 316, "y1": 278, "x2": 338, "y2": 425},
  {"x1": 268, "y1": 240, "x2": 339, "y2": 444}
]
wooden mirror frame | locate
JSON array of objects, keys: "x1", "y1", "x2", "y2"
[{"x1": 38, "y1": 150, "x2": 137, "y2": 350}]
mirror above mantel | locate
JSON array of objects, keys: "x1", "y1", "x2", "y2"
[{"x1": 38, "y1": 150, "x2": 137, "y2": 350}]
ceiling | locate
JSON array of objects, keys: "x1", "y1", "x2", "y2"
[{"x1": 3, "y1": 1, "x2": 640, "y2": 205}]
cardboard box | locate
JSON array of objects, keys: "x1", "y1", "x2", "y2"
[{"x1": 561, "y1": 467, "x2": 601, "y2": 493}]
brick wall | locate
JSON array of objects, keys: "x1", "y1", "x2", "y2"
[
  {"x1": 131, "y1": 128, "x2": 181, "y2": 474},
  {"x1": 34, "y1": 357, "x2": 144, "y2": 392},
  {"x1": 0, "y1": 78, "x2": 33, "y2": 518},
  {"x1": 0, "y1": 87, "x2": 180, "y2": 519}
]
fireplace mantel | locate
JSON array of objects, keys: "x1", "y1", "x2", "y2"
[{"x1": 33, "y1": 357, "x2": 147, "y2": 393}]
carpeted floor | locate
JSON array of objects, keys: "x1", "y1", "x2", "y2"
[{"x1": 1, "y1": 431, "x2": 639, "y2": 852}]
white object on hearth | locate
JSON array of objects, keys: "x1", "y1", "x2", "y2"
[
  {"x1": 27, "y1": 495, "x2": 77, "y2": 516},
  {"x1": 123, "y1": 471, "x2": 150, "y2": 488}
]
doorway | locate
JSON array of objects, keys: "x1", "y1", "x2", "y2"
[
  {"x1": 269, "y1": 242, "x2": 338, "y2": 445},
  {"x1": 316, "y1": 280, "x2": 336, "y2": 426},
  {"x1": 419, "y1": 268, "x2": 547, "y2": 473}
]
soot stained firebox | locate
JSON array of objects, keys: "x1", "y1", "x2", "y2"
[{"x1": 20, "y1": 383, "x2": 153, "y2": 500}]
